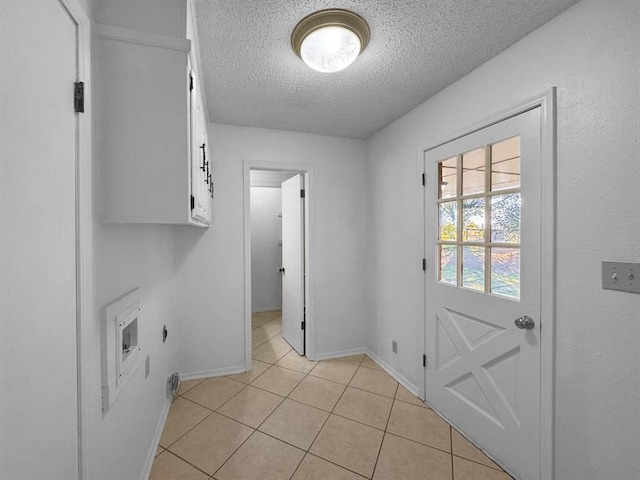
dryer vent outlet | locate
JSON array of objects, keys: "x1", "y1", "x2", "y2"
[{"x1": 168, "y1": 372, "x2": 180, "y2": 397}]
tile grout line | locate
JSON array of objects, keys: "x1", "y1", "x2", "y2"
[
  {"x1": 369, "y1": 382, "x2": 400, "y2": 478},
  {"x1": 288, "y1": 355, "x2": 370, "y2": 479},
  {"x1": 158, "y1": 338, "x2": 420, "y2": 480},
  {"x1": 160, "y1": 397, "x2": 215, "y2": 451},
  {"x1": 451, "y1": 426, "x2": 455, "y2": 480}
]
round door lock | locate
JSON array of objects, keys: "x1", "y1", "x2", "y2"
[{"x1": 514, "y1": 315, "x2": 535, "y2": 329}]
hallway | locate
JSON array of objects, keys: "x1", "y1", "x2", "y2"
[{"x1": 151, "y1": 312, "x2": 513, "y2": 480}]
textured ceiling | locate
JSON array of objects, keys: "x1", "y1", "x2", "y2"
[{"x1": 195, "y1": 0, "x2": 579, "y2": 139}]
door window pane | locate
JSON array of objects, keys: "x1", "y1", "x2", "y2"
[
  {"x1": 439, "y1": 245, "x2": 457, "y2": 285},
  {"x1": 491, "y1": 248, "x2": 520, "y2": 299},
  {"x1": 438, "y1": 157, "x2": 457, "y2": 199},
  {"x1": 439, "y1": 202, "x2": 457, "y2": 240},
  {"x1": 491, "y1": 194, "x2": 520, "y2": 243},
  {"x1": 491, "y1": 136, "x2": 520, "y2": 191},
  {"x1": 462, "y1": 246, "x2": 484, "y2": 291},
  {"x1": 462, "y1": 147, "x2": 485, "y2": 195},
  {"x1": 462, "y1": 198, "x2": 484, "y2": 242}
]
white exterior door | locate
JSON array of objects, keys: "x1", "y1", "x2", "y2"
[
  {"x1": 424, "y1": 108, "x2": 542, "y2": 479},
  {"x1": 0, "y1": 1, "x2": 79, "y2": 478},
  {"x1": 281, "y1": 174, "x2": 305, "y2": 355}
]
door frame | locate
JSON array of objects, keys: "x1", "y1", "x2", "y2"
[
  {"x1": 52, "y1": 0, "x2": 93, "y2": 479},
  {"x1": 243, "y1": 161, "x2": 314, "y2": 368},
  {"x1": 420, "y1": 89, "x2": 556, "y2": 480}
]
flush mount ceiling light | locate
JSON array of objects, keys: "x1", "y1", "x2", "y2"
[{"x1": 291, "y1": 9, "x2": 370, "y2": 73}]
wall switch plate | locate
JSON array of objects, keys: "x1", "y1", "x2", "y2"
[
  {"x1": 602, "y1": 261, "x2": 640, "y2": 293},
  {"x1": 392, "y1": 340, "x2": 398, "y2": 354}
]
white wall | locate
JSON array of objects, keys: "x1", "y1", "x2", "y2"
[
  {"x1": 365, "y1": 0, "x2": 640, "y2": 478},
  {"x1": 174, "y1": 124, "x2": 367, "y2": 374},
  {"x1": 83, "y1": 2, "x2": 183, "y2": 479},
  {"x1": 250, "y1": 186, "x2": 283, "y2": 312}
]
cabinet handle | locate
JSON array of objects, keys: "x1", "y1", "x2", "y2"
[
  {"x1": 205, "y1": 159, "x2": 210, "y2": 184},
  {"x1": 200, "y1": 143, "x2": 207, "y2": 172}
]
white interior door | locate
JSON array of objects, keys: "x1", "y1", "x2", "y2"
[
  {"x1": 281, "y1": 174, "x2": 305, "y2": 354},
  {"x1": 424, "y1": 108, "x2": 542, "y2": 479},
  {"x1": 0, "y1": 1, "x2": 79, "y2": 478}
]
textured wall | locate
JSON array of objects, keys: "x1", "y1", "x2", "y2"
[
  {"x1": 365, "y1": 0, "x2": 640, "y2": 478},
  {"x1": 174, "y1": 124, "x2": 367, "y2": 374}
]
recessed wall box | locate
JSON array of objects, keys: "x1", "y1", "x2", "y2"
[{"x1": 102, "y1": 288, "x2": 142, "y2": 412}]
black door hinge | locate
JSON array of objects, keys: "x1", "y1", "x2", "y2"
[
  {"x1": 422, "y1": 354, "x2": 426, "y2": 367},
  {"x1": 74, "y1": 81, "x2": 84, "y2": 113},
  {"x1": 422, "y1": 173, "x2": 425, "y2": 186},
  {"x1": 422, "y1": 258, "x2": 426, "y2": 271},
  {"x1": 190, "y1": 195, "x2": 195, "y2": 210},
  {"x1": 301, "y1": 321, "x2": 305, "y2": 330},
  {"x1": 189, "y1": 75, "x2": 194, "y2": 91},
  {"x1": 300, "y1": 189, "x2": 305, "y2": 198}
]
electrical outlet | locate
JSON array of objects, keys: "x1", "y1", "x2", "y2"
[
  {"x1": 145, "y1": 355, "x2": 150, "y2": 378},
  {"x1": 392, "y1": 340, "x2": 398, "y2": 354},
  {"x1": 602, "y1": 261, "x2": 640, "y2": 293}
]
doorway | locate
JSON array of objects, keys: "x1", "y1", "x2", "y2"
[
  {"x1": 422, "y1": 92, "x2": 556, "y2": 480},
  {"x1": 244, "y1": 164, "x2": 313, "y2": 371}
]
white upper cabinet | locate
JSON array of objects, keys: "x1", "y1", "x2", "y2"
[{"x1": 97, "y1": 0, "x2": 212, "y2": 226}]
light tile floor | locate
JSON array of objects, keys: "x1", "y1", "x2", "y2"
[{"x1": 151, "y1": 311, "x2": 514, "y2": 480}]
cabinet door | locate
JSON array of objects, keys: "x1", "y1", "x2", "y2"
[{"x1": 189, "y1": 62, "x2": 211, "y2": 224}]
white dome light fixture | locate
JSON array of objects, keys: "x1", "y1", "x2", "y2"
[{"x1": 291, "y1": 9, "x2": 370, "y2": 73}]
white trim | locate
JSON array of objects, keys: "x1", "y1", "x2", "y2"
[
  {"x1": 140, "y1": 398, "x2": 172, "y2": 480},
  {"x1": 252, "y1": 306, "x2": 283, "y2": 313},
  {"x1": 250, "y1": 180, "x2": 285, "y2": 188},
  {"x1": 310, "y1": 347, "x2": 367, "y2": 362},
  {"x1": 421, "y1": 88, "x2": 556, "y2": 480},
  {"x1": 57, "y1": 0, "x2": 92, "y2": 478},
  {"x1": 363, "y1": 349, "x2": 420, "y2": 397},
  {"x1": 180, "y1": 365, "x2": 246, "y2": 381},
  {"x1": 96, "y1": 22, "x2": 191, "y2": 52},
  {"x1": 243, "y1": 161, "x2": 315, "y2": 370}
]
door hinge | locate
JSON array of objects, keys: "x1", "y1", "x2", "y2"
[
  {"x1": 300, "y1": 189, "x2": 305, "y2": 198},
  {"x1": 422, "y1": 173, "x2": 425, "y2": 186},
  {"x1": 301, "y1": 321, "x2": 305, "y2": 330},
  {"x1": 189, "y1": 75, "x2": 194, "y2": 91},
  {"x1": 422, "y1": 258, "x2": 426, "y2": 271},
  {"x1": 74, "y1": 81, "x2": 84, "y2": 113},
  {"x1": 190, "y1": 195, "x2": 195, "y2": 210},
  {"x1": 422, "y1": 354, "x2": 427, "y2": 367}
]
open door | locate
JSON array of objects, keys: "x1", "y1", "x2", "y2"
[{"x1": 281, "y1": 174, "x2": 305, "y2": 355}]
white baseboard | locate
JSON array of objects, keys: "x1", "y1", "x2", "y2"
[
  {"x1": 179, "y1": 364, "x2": 246, "y2": 381},
  {"x1": 139, "y1": 364, "x2": 246, "y2": 480},
  {"x1": 310, "y1": 347, "x2": 367, "y2": 362},
  {"x1": 140, "y1": 397, "x2": 171, "y2": 480},
  {"x1": 310, "y1": 347, "x2": 421, "y2": 400},
  {"x1": 251, "y1": 306, "x2": 282, "y2": 313},
  {"x1": 363, "y1": 349, "x2": 420, "y2": 398}
]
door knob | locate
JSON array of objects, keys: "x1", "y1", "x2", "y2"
[
  {"x1": 514, "y1": 315, "x2": 535, "y2": 329},
  {"x1": 279, "y1": 267, "x2": 285, "y2": 274}
]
